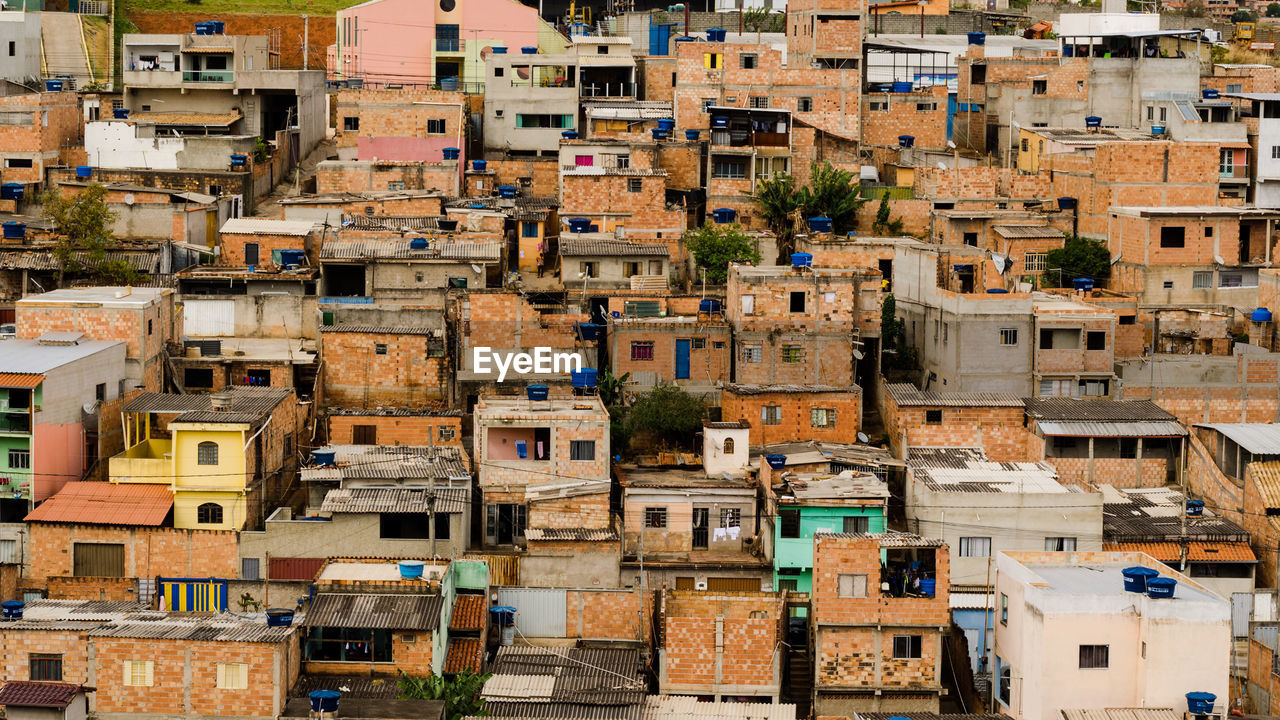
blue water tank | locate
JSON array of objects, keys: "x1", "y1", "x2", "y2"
[
  {"x1": 2, "y1": 222, "x2": 26, "y2": 240},
  {"x1": 1150, "y1": 125, "x2": 1166, "y2": 136},
  {"x1": 651, "y1": 128, "x2": 668, "y2": 140},
  {"x1": 561, "y1": 130, "x2": 579, "y2": 140},
  {"x1": 439, "y1": 77, "x2": 459, "y2": 91},
  {"x1": 765, "y1": 454, "x2": 787, "y2": 469},
  {"x1": 1, "y1": 183, "x2": 24, "y2": 200},
  {"x1": 472, "y1": 159, "x2": 488, "y2": 172},
  {"x1": 1057, "y1": 196, "x2": 1077, "y2": 211},
  {"x1": 967, "y1": 31, "x2": 986, "y2": 45},
  {"x1": 712, "y1": 208, "x2": 737, "y2": 224},
  {"x1": 1085, "y1": 115, "x2": 1102, "y2": 128},
  {"x1": 311, "y1": 449, "x2": 336, "y2": 467},
  {"x1": 806, "y1": 216, "x2": 832, "y2": 233},
  {"x1": 685, "y1": 129, "x2": 700, "y2": 141},
  {"x1": 489, "y1": 606, "x2": 517, "y2": 626},
  {"x1": 209, "y1": 20, "x2": 225, "y2": 34},
  {"x1": 986, "y1": 288, "x2": 1009, "y2": 294},
  {"x1": 1073, "y1": 277, "x2": 1094, "y2": 291},
  {"x1": 1121, "y1": 566, "x2": 1159, "y2": 593},
  {"x1": 791, "y1": 252, "x2": 814, "y2": 267},
  {"x1": 898, "y1": 135, "x2": 915, "y2": 148},
  {"x1": 515, "y1": 441, "x2": 528, "y2": 458},
  {"x1": 673, "y1": 36, "x2": 695, "y2": 45},
  {"x1": 113, "y1": 107, "x2": 130, "y2": 120},
  {"x1": 919, "y1": 578, "x2": 936, "y2": 597},
  {"x1": 706, "y1": 28, "x2": 727, "y2": 42},
  {"x1": 266, "y1": 609, "x2": 295, "y2": 627},
  {"x1": 521, "y1": 46, "x2": 539, "y2": 54},
  {"x1": 229, "y1": 154, "x2": 248, "y2": 167},
  {"x1": 309, "y1": 691, "x2": 341, "y2": 713},
  {"x1": 892, "y1": 81, "x2": 913, "y2": 93},
  {"x1": 398, "y1": 560, "x2": 426, "y2": 579},
  {"x1": 567, "y1": 217, "x2": 592, "y2": 233},
  {"x1": 442, "y1": 147, "x2": 460, "y2": 160},
  {"x1": 699, "y1": 298, "x2": 722, "y2": 314},
  {"x1": 194, "y1": 21, "x2": 213, "y2": 35},
  {"x1": 711, "y1": 115, "x2": 729, "y2": 128},
  {"x1": 1186, "y1": 692, "x2": 1216, "y2": 715},
  {"x1": 498, "y1": 185, "x2": 517, "y2": 199},
  {"x1": 572, "y1": 368, "x2": 599, "y2": 388},
  {"x1": 527, "y1": 384, "x2": 550, "y2": 401},
  {"x1": 1, "y1": 600, "x2": 24, "y2": 620},
  {"x1": 1186, "y1": 498, "x2": 1205, "y2": 516},
  {"x1": 1253, "y1": 307, "x2": 1274, "y2": 322},
  {"x1": 280, "y1": 249, "x2": 306, "y2": 266},
  {"x1": 492, "y1": 46, "x2": 508, "y2": 54},
  {"x1": 409, "y1": 238, "x2": 429, "y2": 250},
  {"x1": 575, "y1": 323, "x2": 600, "y2": 341},
  {"x1": 657, "y1": 118, "x2": 675, "y2": 132},
  {"x1": 44, "y1": 79, "x2": 63, "y2": 92},
  {"x1": 76, "y1": 165, "x2": 92, "y2": 178},
  {"x1": 1202, "y1": 88, "x2": 1220, "y2": 99},
  {"x1": 1146, "y1": 577, "x2": 1176, "y2": 599}
]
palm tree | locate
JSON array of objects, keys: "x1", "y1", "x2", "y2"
[
  {"x1": 796, "y1": 161, "x2": 866, "y2": 235},
  {"x1": 745, "y1": 173, "x2": 799, "y2": 259}
]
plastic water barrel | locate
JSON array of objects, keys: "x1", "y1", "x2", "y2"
[
  {"x1": 711, "y1": 115, "x2": 729, "y2": 129},
  {"x1": 492, "y1": 46, "x2": 508, "y2": 54},
  {"x1": 706, "y1": 28, "x2": 727, "y2": 42},
  {"x1": 1085, "y1": 115, "x2": 1102, "y2": 128},
  {"x1": 440, "y1": 77, "x2": 459, "y2": 91},
  {"x1": 280, "y1": 249, "x2": 306, "y2": 266},
  {"x1": 521, "y1": 46, "x2": 538, "y2": 54},
  {"x1": 699, "y1": 298, "x2": 722, "y2": 313},
  {"x1": 1150, "y1": 125, "x2": 1166, "y2": 135},
  {"x1": 113, "y1": 107, "x2": 130, "y2": 120},
  {"x1": 311, "y1": 449, "x2": 336, "y2": 467},
  {"x1": 0, "y1": 184, "x2": 22, "y2": 200},
  {"x1": 45, "y1": 79, "x2": 64, "y2": 92},
  {"x1": 1186, "y1": 499, "x2": 1205, "y2": 516},
  {"x1": 76, "y1": 165, "x2": 92, "y2": 178},
  {"x1": 527, "y1": 385, "x2": 550, "y2": 401},
  {"x1": 791, "y1": 252, "x2": 814, "y2": 268},
  {"x1": 657, "y1": 118, "x2": 675, "y2": 132},
  {"x1": 1057, "y1": 196, "x2": 1077, "y2": 211},
  {"x1": 1, "y1": 601, "x2": 24, "y2": 620},
  {"x1": 572, "y1": 368, "x2": 599, "y2": 388},
  {"x1": 685, "y1": 129, "x2": 700, "y2": 141},
  {"x1": 1253, "y1": 308, "x2": 1273, "y2": 322},
  {"x1": 968, "y1": 32, "x2": 986, "y2": 45},
  {"x1": 651, "y1": 128, "x2": 668, "y2": 140},
  {"x1": 765, "y1": 454, "x2": 787, "y2": 469},
  {"x1": 1202, "y1": 88, "x2": 1220, "y2": 99},
  {"x1": 1146, "y1": 577, "x2": 1176, "y2": 599},
  {"x1": 1186, "y1": 692, "x2": 1216, "y2": 715},
  {"x1": 567, "y1": 218, "x2": 592, "y2": 233},
  {"x1": 1121, "y1": 566, "x2": 1159, "y2": 593},
  {"x1": 892, "y1": 81, "x2": 913, "y2": 93},
  {"x1": 919, "y1": 579, "x2": 936, "y2": 597},
  {"x1": 986, "y1": 288, "x2": 1009, "y2": 294},
  {"x1": 712, "y1": 208, "x2": 737, "y2": 224},
  {"x1": 442, "y1": 147, "x2": 460, "y2": 160},
  {"x1": 230, "y1": 154, "x2": 248, "y2": 167},
  {"x1": 898, "y1": 135, "x2": 915, "y2": 148},
  {"x1": 575, "y1": 323, "x2": 600, "y2": 341},
  {"x1": 472, "y1": 159, "x2": 488, "y2": 172},
  {"x1": 498, "y1": 185, "x2": 517, "y2": 199},
  {"x1": 398, "y1": 560, "x2": 426, "y2": 579},
  {"x1": 2, "y1": 222, "x2": 26, "y2": 239},
  {"x1": 266, "y1": 608, "x2": 295, "y2": 627},
  {"x1": 806, "y1": 217, "x2": 832, "y2": 233},
  {"x1": 309, "y1": 691, "x2": 340, "y2": 713},
  {"x1": 409, "y1": 238, "x2": 429, "y2": 250},
  {"x1": 561, "y1": 130, "x2": 579, "y2": 139}
]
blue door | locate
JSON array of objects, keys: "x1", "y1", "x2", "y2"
[{"x1": 675, "y1": 339, "x2": 691, "y2": 379}]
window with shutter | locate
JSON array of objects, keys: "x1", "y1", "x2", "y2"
[
  {"x1": 838, "y1": 574, "x2": 867, "y2": 598},
  {"x1": 123, "y1": 660, "x2": 154, "y2": 687}
]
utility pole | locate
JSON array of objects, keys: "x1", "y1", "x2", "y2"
[{"x1": 302, "y1": 15, "x2": 309, "y2": 70}]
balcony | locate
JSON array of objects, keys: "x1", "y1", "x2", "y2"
[
  {"x1": 109, "y1": 438, "x2": 173, "y2": 484},
  {"x1": 710, "y1": 129, "x2": 790, "y2": 148},
  {"x1": 436, "y1": 38, "x2": 462, "y2": 53},
  {"x1": 0, "y1": 414, "x2": 31, "y2": 434},
  {"x1": 183, "y1": 70, "x2": 233, "y2": 83},
  {"x1": 580, "y1": 82, "x2": 636, "y2": 98},
  {"x1": 1220, "y1": 165, "x2": 1249, "y2": 181}
]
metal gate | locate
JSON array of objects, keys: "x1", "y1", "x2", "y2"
[
  {"x1": 1234, "y1": 592, "x2": 1253, "y2": 637},
  {"x1": 183, "y1": 300, "x2": 235, "y2": 337},
  {"x1": 158, "y1": 577, "x2": 229, "y2": 612},
  {"x1": 495, "y1": 587, "x2": 567, "y2": 638}
]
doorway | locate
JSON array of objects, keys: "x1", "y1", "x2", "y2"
[{"x1": 692, "y1": 507, "x2": 709, "y2": 549}]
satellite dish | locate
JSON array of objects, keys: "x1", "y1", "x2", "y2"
[
  {"x1": 853, "y1": 349, "x2": 864, "y2": 360},
  {"x1": 123, "y1": 193, "x2": 135, "y2": 205},
  {"x1": 857, "y1": 432, "x2": 869, "y2": 443}
]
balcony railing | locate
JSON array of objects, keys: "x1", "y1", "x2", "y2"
[
  {"x1": 436, "y1": 39, "x2": 461, "y2": 52},
  {"x1": 183, "y1": 70, "x2": 233, "y2": 83},
  {"x1": 580, "y1": 82, "x2": 635, "y2": 98},
  {"x1": 1220, "y1": 165, "x2": 1249, "y2": 179}
]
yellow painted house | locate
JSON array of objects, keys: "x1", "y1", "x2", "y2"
[{"x1": 109, "y1": 387, "x2": 294, "y2": 531}]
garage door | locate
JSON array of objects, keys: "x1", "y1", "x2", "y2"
[
  {"x1": 183, "y1": 299, "x2": 235, "y2": 337},
  {"x1": 496, "y1": 587, "x2": 567, "y2": 637},
  {"x1": 706, "y1": 576, "x2": 762, "y2": 591}
]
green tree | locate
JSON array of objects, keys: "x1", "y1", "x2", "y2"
[
  {"x1": 683, "y1": 222, "x2": 762, "y2": 284},
  {"x1": 1042, "y1": 235, "x2": 1111, "y2": 287},
  {"x1": 1267, "y1": 2, "x2": 1280, "y2": 17},
  {"x1": 1231, "y1": 9, "x2": 1256, "y2": 22},
  {"x1": 745, "y1": 173, "x2": 799, "y2": 258},
  {"x1": 628, "y1": 384, "x2": 705, "y2": 448},
  {"x1": 796, "y1": 162, "x2": 866, "y2": 235},
  {"x1": 40, "y1": 183, "x2": 143, "y2": 286},
  {"x1": 871, "y1": 193, "x2": 904, "y2": 235},
  {"x1": 397, "y1": 671, "x2": 491, "y2": 720},
  {"x1": 597, "y1": 368, "x2": 633, "y2": 457}
]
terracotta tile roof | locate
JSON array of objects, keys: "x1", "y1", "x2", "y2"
[
  {"x1": 445, "y1": 637, "x2": 484, "y2": 674},
  {"x1": 0, "y1": 372, "x2": 44, "y2": 388},
  {"x1": 0, "y1": 682, "x2": 87, "y2": 708},
  {"x1": 24, "y1": 482, "x2": 172, "y2": 526},
  {"x1": 1103, "y1": 541, "x2": 1257, "y2": 563},
  {"x1": 450, "y1": 593, "x2": 487, "y2": 632}
]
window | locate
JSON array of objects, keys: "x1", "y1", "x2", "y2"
[
  {"x1": 963, "y1": 231, "x2": 978, "y2": 246},
  {"x1": 96, "y1": 383, "x2": 106, "y2": 402},
  {"x1": 999, "y1": 662, "x2": 1011, "y2": 705},
  {"x1": 1205, "y1": 226, "x2": 1214, "y2": 238},
  {"x1": 1272, "y1": 145, "x2": 1280, "y2": 160},
  {"x1": 916, "y1": 102, "x2": 937, "y2": 112},
  {"x1": 579, "y1": 261, "x2": 597, "y2": 278},
  {"x1": 1221, "y1": 151, "x2": 1234, "y2": 177},
  {"x1": 740, "y1": 53, "x2": 757, "y2": 69},
  {"x1": 1227, "y1": 83, "x2": 1243, "y2": 93},
  {"x1": 1159, "y1": 226, "x2": 1185, "y2": 248},
  {"x1": 790, "y1": 291, "x2": 806, "y2": 313},
  {"x1": 597, "y1": 44, "x2": 608, "y2": 54},
  {"x1": 780, "y1": 509, "x2": 800, "y2": 538},
  {"x1": 691, "y1": 338, "x2": 705, "y2": 350},
  {"x1": 1079, "y1": 644, "x2": 1109, "y2": 669},
  {"x1": 197, "y1": 441, "x2": 218, "y2": 465},
  {"x1": 703, "y1": 98, "x2": 715, "y2": 113},
  {"x1": 740, "y1": 294, "x2": 754, "y2": 314},
  {"x1": 612, "y1": 154, "x2": 630, "y2": 169},
  {"x1": 216, "y1": 662, "x2": 248, "y2": 690},
  {"x1": 1032, "y1": 79, "x2": 1046, "y2": 95},
  {"x1": 1079, "y1": 378, "x2": 1109, "y2": 396},
  {"x1": 623, "y1": 261, "x2": 641, "y2": 277},
  {"x1": 645, "y1": 507, "x2": 668, "y2": 528},
  {"x1": 628, "y1": 178, "x2": 642, "y2": 193},
  {"x1": 971, "y1": 64, "x2": 986, "y2": 83},
  {"x1": 197, "y1": 503, "x2": 224, "y2": 525},
  {"x1": 1000, "y1": 593, "x2": 1008, "y2": 624},
  {"x1": 426, "y1": 119, "x2": 446, "y2": 134},
  {"x1": 515, "y1": 114, "x2": 574, "y2": 128},
  {"x1": 73, "y1": 543, "x2": 124, "y2": 577},
  {"x1": 1160, "y1": 106, "x2": 1166, "y2": 122},
  {"x1": 1045, "y1": 537, "x2": 1077, "y2": 551},
  {"x1": 123, "y1": 660, "x2": 154, "y2": 687},
  {"x1": 8, "y1": 448, "x2": 30, "y2": 469},
  {"x1": 1163, "y1": 280, "x2": 1174, "y2": 290},
  {"x1": 742, "y1": 344, "x2": 762, "y2": 362},
  {"x1": 797, "y1": 96, "x2": 813, "y2": 112},
  {"x1": 574, "y1": 154, "x2": 594, "y2": 167},
  {"x1": 720, "y1": 508, "x2": 741, "y2": 528},
  {"x1": 570, "y1": 440, "x2": 595, "y2": 461},
  {"x1": 6, "y1": 41, "x2": 12, "y2": 57},
  {"x1": 761, "y1": 405, "x2": 782, "y2": 425},
  {"x1": 374, "y1": 343, "x2": 388, "y2": 355},
  {"x1": 1120, "y1": 438, "x2": 1137, "y2": 458},
  {"x1": 1086, "y1": 331, "x2": 1106, "y2": 351},
  {"x1": 522, "y1": 221, "x2": 539, "y2": 238},
  {"x1": 868, "y1": 101, "x2": 888, "y2": 111},
  {"x1": 495, "y1": 68, "x2": 504, "y2": 78},
  {"x1": 781, "y1": 345, "x2": 803, "y2": 363},
  {"x1": 1220, "y1": 272, "x2": 1244, "y2": 288},
  {"x1": 5, "y1": 158, "x2": 33, "y2": 168},
  {"x1": 343, "y1": 116, "x2": 359, "y2": 131},
  {"x1": 959, "y1": 537, "x2": 991, "y2": 557},
  {"x1": 925, "y1": 409, "x2": 942, "y2": 425},
  {"x1": 723, "y1": 437, "x2": 735, "y2": 454},
  {"x1": 749, "y1": 96, "x2": 768, "y2": 108},
  {"x1": 811, "y1": 408, "x2": 836, "y2": 428},
  {"x1": 843, "y1": 516, "x2": 869, "y2": 534},
  {"x1": 838, "y1": 574, "x2": 868, "y2": 598},
  {"x1": 1000, "y1": 328, "x2": 1018, "y2": 346},
  {"x1": 1024, "y1": 252, "x2": 1047, "y2": 272},
  {"x1": 241, "y1": 557, "x2": 260, "y2": 581},
  {"x1": 703, "y1": 52, "x2": 722, "y2": 69},
  {"x1": 713, "y1": 159, "x2": 747, "y2": 179},
  {"x1": 30, "y1": 654, "x2": 62, "y2": 681},
  {"x1": 893, "y1": 635, "x2": 923, "y2": 659},
  {"x1": 439, "y1": 426, "x2": 456, "y2": 441},
  {"x1": 1193, "y1": 270, "x2": 1213, "y2": 289},
  {"x1": 630, "y1": 341, "x2": 654, "y2": 361}
]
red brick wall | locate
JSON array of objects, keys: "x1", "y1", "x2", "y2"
[
  {"x1": 884, "y1": 402, "x2": 1035, "y2": 462},
  {"x1": 721, "y1": 389, "x2": 860, "y2": 445},
  {"x1": 0, "y1": 628, "x2": 89, "y2": 683},
  {"x1": 0, "y1": 92, "x2": 82, "y2": 183},
  {"x1": 26, "y1": 524, "x2": 239, "y2": 586},
  {"x1": 321, "y1": 330, "x2": 447, "y2": 408},
  {"x1": 860, "y1": 87, "x2": 949, "y2": 149},
  {"x1": 567, "y1": 588, "x2": 649, "y2": 641},
  {"x1": 327, "y1": 414, "x2": 463, "y2": 448},
  {"x1": 662, "y1": 591, "x2": 782, "y2": 692},
  {"x1": 46, "y1": 576, "x2": 137, "y2": 602},
  {"x1": 466, "y1": 159, "x2": 560, "y2": 199},
  {"x1": 610, "y1": 321, "x2": 731, "y2": 387},
  {"x1": 528, "y1": 492, "x2": 611, "y2": 530},
  {"x1": 316, "y1": 162, "x2": 460, "y2": 195},
  {"x1": 220, "y1": 231, "x2": 313, "y2": 267}
]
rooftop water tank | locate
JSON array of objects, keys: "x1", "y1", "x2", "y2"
[
  {"x1": 1202, "y1": 88, "x2": 1220, "y2": 99},
  {"x1": 442, "y1": 147, "x2": 460, "y2": 160},
  {"x1": 657, "y1": 118, "x2": 675, "y2": 132},
  {"x1": 712, "y1": 208, "x2": 737, "y2": 224},
  {"x1": 113, "y1": 107, "x2": 130, "y2": 120},
  {"x1": 571, "y1": 368, "x2": 599, "y2": 388},
  {"x1": 1073, "y1": 277, "x2": 1094, "y2": 291},
  {"x1": 521, "y1": 46, "x2": 538, "y2": 54},
  {"x1": 311, "y1": 448, "x2": 336, "y2": 467},
  {"x1": 791, "y1": 252, "x2": 814, "y2": 268},
  {"x1": 561, "y1": 130, "x2": 579, "y2": 140},
  {"x1": 567, "y1": 218, "x2": 592, "y2": 233},
  {"x1": 711, "y1": 115, "x2": 729, "y2": 128},
  {"x1": 498, "y1": 185, "x2": 517, "y2": 199},
  {"x1": 2, "y1": 222, "x2": 26, "y2": 240},
  {"x1": 1146, "y1": 576, "x2": 1176, "y2": 599},
  {"x1": 265, "y1": 608, "x2": 294, "y2": 627},
  {"x1": 76, "y1": 165, "x2": 92, "y2": 179},
  {"x1": 898, "y1": 135, "x2": 915, "y2": 148},
  {"x1": 651, "y1": 128, "x2": 668, "y2": 140},
  {"x1": 439, "y1": 77, "x2": 459, "y2": 91},
  {"x1": 309, "y1": 691, "x2": 341, "y2": 714},
  {"x1": 986, "y1": 288, "x2": 1009, "y2": 294},
  {"x1": 1121, "y1": 566, "x2": 1159, "y2": 593},
  {"x1": 492, "y1": 46, "x2": 508, "y2": 54},
  {"x1": 1057, "y1": 196, "x2": 1077, "y2": 211},
  {"x1": 472, "y1": 159, "x2": 488, "y2": 172},
  {"x1": 44, "y1": 79, "x2": 64, "y2": 92},
  {"x1": 968, "y1": 32, "x2": 986, "y2": 45},
  {"x1": 1, "y1": 600, "x2": 24, "y2": 620},
  {"x1": 229, "y1": 154, "x2": 248, "y2": 168},
  {"x1": 806, "y1": 216, "x2": 832, "y2": 233},
  {"x1": 1186, "y1": 498, "x2": 1205, "y2": 517},
  {"x1": 685, "y1": 129, "x2": 700, "y2": 141},
  {"x1": 409, "y1": 238, "x2": 429, "y2": 250},
  {"x1": 1186, "y1": 692, "x2": 1216, "y2": 715},
  {"x1": 1085, "y1": 115, "x2": 1102, "y2": 128},
  {"x1": 765, "y1": 454, "x2": 787, "y2": 469},
  {"x1": 699, "y1": 298, "x2": 722, "y2": 314},
  {"x1": 527, "y1": 384, "x2": 550, "y2": 401},
  {"x1": 1253, "y1": 308, "x2": 1273, "y2": 322},
  {"x1": 891, "y1": 81, "x2": 913, "y2": 93},
  {"x1": 398, "y1": 560, "x2": 426, "y2": 579},
  {"x1": 575, "y1": 323, "x2": 600, "y2": 341},
  {"x1": 0, "y1": 184, "x2": 22, "y2": 201},
  {"x1": 706, "y1": 28, "x2": 727, "y2": 42}
]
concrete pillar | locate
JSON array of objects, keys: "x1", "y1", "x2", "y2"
[{"x1": 1087, "y1": 436, "x2": 1095, "y2": 484}]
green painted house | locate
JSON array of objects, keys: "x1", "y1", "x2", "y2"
[{"x1": 773, "y1": 471, "x2": 889, "y2": 594}]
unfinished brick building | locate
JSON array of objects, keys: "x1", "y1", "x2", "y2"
[
  {"x1": 0, "y1": 90, "x2": 83, "y2": 189},
  {"x1": 657, "y1": 589, "x2": 786, "y2": 701},
  {"x1": 608, "y1": 315, "x2": 731, "y2": 397},
  {"x1": 721, "y1": 384, "x2": 860, "y2": 446},
  {"x1": 811, "y1": 532, "x2": 951, "y2": 714},
  {"x1": 320, "y1": 325, "x2": 448, "y2": 408},
  {"x1": 882, "y1": 384, "x2": 1034, "y2": 462}
]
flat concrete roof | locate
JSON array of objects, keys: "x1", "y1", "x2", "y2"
[
  {"x1": 318, "y1": 560, "x2": 448, "y2": 582},
  {"x1": 17, "y1": 286, "x2": 170, "y2": 308},
  {"x1": 1032, "y1": 563, "x2": 1219, "y2": 603}
]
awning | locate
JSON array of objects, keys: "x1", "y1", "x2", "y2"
[
  {"x1": 1038, "y1": 420, "x2": 1188, "y2": 437},
  {"x1": 0, "y1": 372, "x2": 44, "y2": 388},
  {"x1": 180, "y1": 47, "x2": 234, "y2": 53},
  {"x1": 1218, "y1": 141, "x2": 1252, "y2": 149}
]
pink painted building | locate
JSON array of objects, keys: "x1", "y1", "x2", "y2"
[
  {"x1": 328, "y1": 0, "x2": 568, "y2": 88},
  {"x1": 334, "y1": 88, "x2": 467, "y2": 168}
]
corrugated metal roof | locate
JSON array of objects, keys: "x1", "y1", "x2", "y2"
[
  {"x1": 328, "y1": 407, "x2": 461, "y2": 417},
  {"x1": 269, "y1": 557, "x2": 327, "y2": 581},
  {"x1": 1251, "y1": 461, "x2": 1280, "y2": 509},
  {"x1": 909, "y1": 447, "x2": 1066, "y2": 494},
  {"x1": 815, "y1": 530, "x2": 945, "y2": 548},
  {"x1": 727, "y1": 383, "x2": 854, "y2": 395},
  {"x1": 319, "y1": 325, "x2": 437, "y2": 335},
  {"x1": 300, "y1": 445, "x2": 469, "y2": 483},
  {"x1": 1195, "y1": 423, "x2": 1280, "y2": 454},
  {"x1": 0, "y1": 250, "x2": 160, "y2": 273},
  {"x1": 123, "y1": 387, "x2": 290, "y2": 415},
  {"x1": 885, "y1": 383, "x2": 1024, "y2": 408},
  {"x1": 489, "y1": 648, "x2": 644, "y2": 705},
  {"x1": 220, "y1": 218, "x2": 316, "y2": 236},
  {"x1": 1024, "y1": 397, "x2": 1176, "y2": 422},
  {"x1": 483, "y1": 675, "x2": 557, "y2": 702},
  {"x1": 291, "y1": 674, "x2": 402, "y2": 699},
  {"x1": 320, "y1": 487, "x2": 469, "y2": 515},
  {"x1": 0, "y1": 372, "x2": 44, "y2": 388},
  {"x1": 1036, "y1": 420, "x2": 1187, "y2": 437},
  {"x1": 344, "y1": 215, "x2": 446, "y2": 231},
  {"x1": 0, "y1": 682, "x2": 88, "y2": 708},
  {"x1": 991, "y1": 225, "x2": 1064, "y2": 239},
  {"x1": 480, "y1": 706, "x2": 639, "y2": 720},
  {"x1": 133, "y1": 111, "x2": 241, "y2": 126},
  {"x1": 642, "y1": 696, "x2": 796, "y2": 720},
  {"x1": 857, "y1": 715, "x2": 1012, "y2": 720},
  {"x1": 305, "y1": 593, "x2": 443, "y2": 631},
  {"x1": 88, "y1": 617, "x2": 297, "y2": 642},
  {"x1": 524, "y1": 527, "x2": 618, "y2": 542},
  {"x1": 171, "y1": 410, "x2": 261, "y2": 424},
  {"x1": 321, "y1": 239, "x2": 501, "y2": 262},
  {"x1": 560, "y1": 238, "x2": 669, "y2": 257},
  {"x1": 1058, "y1": 710, "x2": 1180, "y2": 720},
  {"x1": 949, "y1": 592, "x2": 993, "y2": 610},
  {"x1": 25, "y1": 482, "x2": 173, "y2": 526}
]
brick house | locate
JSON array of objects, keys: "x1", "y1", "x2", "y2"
[
  {"x1": 811, "y1": 532, "x2": 951, "y2": 715},
  {"x1": 278, "y1": 189, "x2": 446, "y2": 225},
  {"x1": 0, "y1": 90, "x2": 82, "y2": 191},
  {"x1": 326, "y1": 408, "x2": 463, "y2": 448},
  {"x1": 320, "y1": 326, "x2": 448, "y2": 408},
  {"x1": 1032, "y1": 294, "x2": 1117, "y2": 398},
  {"x1": 216, "y1": 218, "x2": 317, "y2": 267},
  {"x1": 721, "y1": 384, "x2": 860, "y2": 446},
  {"x1": 882, "y1": 384, "x2": 1033, "y2": 462},
  {"x1": 559, "y1": 235, "x2": 670, "y2": 291},
  {"x1": 772, "y1": 470, "x2": 889, "y2": 595},
  {"x1": 657, "y1": 589, "x2": 786, "y2": 701},
  {"x1": 860, "y1": 85, "x2": 950, "y2": 151},
  {"x1": 315, "y1": 159, "x2": 463, "y2": 196},
  {"x1": 319, "y1": 236, "x2": 502, "y2": 303},
  {"x1": 608, "y1": 315, "x2": 732, "y2": 396},
  {"x1": 726, "y1": 262, "x2": 878, "y2": 387},
  {"x1": 1024, "y1": 397, "x2": 1187, "y2": 488},
  {"x1": 558, "y1": 168, "x2": 686, "y2": 248},
  {"x1": 16, "y1": 287, "x2": 176, "y2": 393},
  {"x1": 333, "y1": 88, "x2": 466, "y2": 166}
]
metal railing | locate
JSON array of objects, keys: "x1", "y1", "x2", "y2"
[
  {"x1": 580, "y1": 82, "x2": 635, "y2": 98},
  {"x1": 183, "y1": 70, "x2": 233, "y2": 83},
  {"x1": 435, "y1": 38, "x2": 461, "y2": 52},
  {"x1": 860, "y1": 184, "x2": 914, "y2": 200}
]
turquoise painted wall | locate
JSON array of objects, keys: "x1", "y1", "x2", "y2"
[{"x1": 773, "y1": 506, "x2": 886, "y2": 594}]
